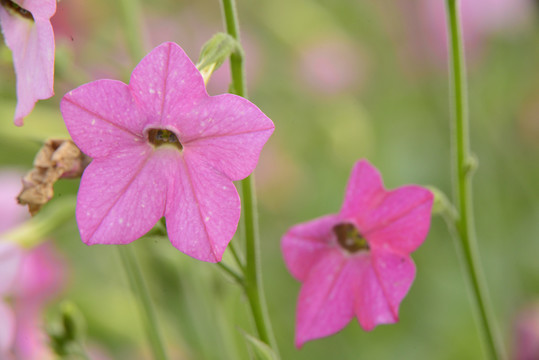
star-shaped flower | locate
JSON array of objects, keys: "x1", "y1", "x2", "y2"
[
  {"x1": 282, "y1": 159, "x2": 433, "y2": 347},
  {"x1": 0, "y1": 0, "x2": 56, "y2": 126},
  {"x1": 61, "y1": 42, "x2": 274, "y2": 263}
]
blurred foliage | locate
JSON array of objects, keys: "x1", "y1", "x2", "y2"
[{"x1": 1, "y1": 0, "x2": 538, "y2": 359}]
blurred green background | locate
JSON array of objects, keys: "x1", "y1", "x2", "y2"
[{"x1": 1, "y1": 0, "x2": 539, "y2": 359}]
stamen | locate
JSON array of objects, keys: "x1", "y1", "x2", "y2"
[
  {"x1": 333, "y1": 223, "x2": 369, "y2": 253},
  {"x1": 0, "y1": 0, "x2": 34, "y2": 21},
  {"x1": 147, "y1": 129, "x2": 183, "y2": 150}
]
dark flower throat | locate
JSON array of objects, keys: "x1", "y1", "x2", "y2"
[
  {"x1": 333, "y1": 223, "x2": 369, "y2": 253},
  {"x1": 147, "y1": 129, "x2": 183, "y2": 150}
]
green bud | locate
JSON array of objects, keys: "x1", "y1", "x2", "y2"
[
  {"x1": 426, "y1": 186, "x2": 458, "y2": 221},
  {"x1": 196, "y1": 32, "x2": 242, "y2": 84},
  {"x1": 46, "y1": 301, "x2": 87, "y2": 357}
]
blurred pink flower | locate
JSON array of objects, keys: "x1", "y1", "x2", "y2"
[
  {"x1": 0, "y1": 0, "x2": 56, "y2": 126},
  {"x1": 0, "y1": 243, "x2": 64, "y2": 360},
  {"x1": 514, "y1": 302, "x2": 539, "y2": 360},
  {"x1": 11, "y1": 243, "x2": 64, "y2": 360},
  {"x1": 421, "y1": 0, "x2": 532, "y2": 60},
  {"x1": 61, "y1": 42, "x2": 274, "y2": 263},
  {"x1": 282, "y1": 159, "x2": 433, "y2": 347},
  {"x1": 296, "y1": 36, "x2": 366, "y2": 96},
  {"x1": 0, "y1": 242, "x2": 22, "y2": 355},
  {"x1": 0, "y1": 171, "x2": 65, "y2": 359}
]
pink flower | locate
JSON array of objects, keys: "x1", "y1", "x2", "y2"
[
  {"x1": 0, "y1": 243, "x2": 63, "y2": 360},
  {"x1": 0, "y1": 242, "x2": 22, "y2": 355},
  {"x1": 61, "y1": 42, "x2": 274, "y2": 263},
  {"x1": 0, "y1": 171, "x2": 65, "y2": 359},
  {"x1": 514, "y1": 302, "x2": 539, "y2": 360},
  {"x1": 0, "y1": 0, "x2": 56, "y2": 126},
  {"x1": 282, "y1": 160, "x2": 433, "y2": 347}
]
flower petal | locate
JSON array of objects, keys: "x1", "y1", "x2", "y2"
[
  {"x1": 177, "y1": 94, "x2": 275, "y2": 180},
  {"x1": 339, "y1": 159, "x2": 386, "y2": 223},
  {"x1": 364, "y1": 186, "x2": 433, "y2": 253},
  {"x1": 0, "y1": 302, "x2": 15, "y2": 353},
  {"x1": 0, "y1": 6, "x2": 55, "y2": 125},
  {"x1": 281, "y1": 214, "x2": 339, "y2": 282},
  {"x1": 61, "y1": 80, "x2": 146, "y2": 158},
  {"x1": 76, "y1": 146, "x2": 171, "y2": 245},
  {"x1": 129, "y1": 42, "x2": 206, "y2": 127},
  {"x1": 354, "y1": 250, "x2": 416, "y2": 330},
  {"x1": 165, "y1": 154, "x2": 241, "y2": 263},
  {"x1": 295, "y1": 250, "x2": 355, "y2": 348},
  {"x1": 339, "y1": 160, "x2": 433, "y2": 254},
  {"x1": 21, "y1": 0, "x2": 56, "y2": 18}
]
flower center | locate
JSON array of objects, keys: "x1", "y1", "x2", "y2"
[
  {"x1": 333, "y1": 223, "x2": 369, "y2": 253},
  {"x1": 147, "y1": 129, "x2": 183, "y2": 150},
  {"x1": 0, "y1": 0, "x2": 34, "y2": 20}
]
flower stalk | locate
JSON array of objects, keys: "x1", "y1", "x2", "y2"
[
  {"x1": 220, "y1": 0, "x2": 279, "y2": 356},
  {"x1": 117, "y1": 246, "x2": 169, "y2": 360},
  {"x1": 445, "y1": 1, "x2": 505, "y2": 358}
]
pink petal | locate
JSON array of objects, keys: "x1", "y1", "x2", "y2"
[
  {"x1": 76, "y1": 146, "x2": 172, "y2": 246},
  {"x1": 0, "y1": 302, "x2": 15, "y2": 353},
  {"x1": 281, "y1": 214, "x2": 339, "y2": 282},
  {"x1": 178, "y1": 94, "x2": 275, "y2": 180},
  {"x1": 364, "y1": 186, "x2": 433, "y2": 254},
  {"x1": 129, "y1": 42, "x2": 206, "y2": 127},
  {"x1": 0, "y1": 242, "x2": 23, "y2": 295},
  {"x1": 61, "y1": 80, "x2": 146, "y2": 158},
  {"x1": 19, "y1": 0, "x2": 56, "y2": 18},
  {"x1": 0, "y1": 3, "x2": 55, "y2": 125},
  {"x1": 165, "y1": 154, "x2": 241, "y2": 262},
  {"x1": 339, "y1": 160, "x2": 386, "y2": 223},
  {"x1": 353, "y1": 251, "x2": 416, "y2": 330},
  {"x1": 295, "y1": 250, "x2": 355, "y2": 348}
]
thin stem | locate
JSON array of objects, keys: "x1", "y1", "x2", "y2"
[
  {"x1": 229, "y1": 239, "x2": 245, "y2": 270},
  {"x1": 117, "y1": 246, "x2": 169, "y2": 360},
  {"x1": 216, "y1": 261, "x2": 244, "y2": 285},
  {"x1": 445, "y1": 1, "x2": 505, "y2": 359},
  {"x1": 220, "y1": 0, "x2": 279, "y2": 357}
]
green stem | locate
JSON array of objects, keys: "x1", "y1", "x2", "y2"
[
  {"x1": 220, "y1": 0, "x2": 279, "y2": 357},
  {"x1": 118, "y1": 0, "x2": 146, "y2": 62},
  {"x1": 445, "y1": 1, "x2": 505, "y2": 359},
  {"x1": 117, "y1": 246, "x2": 169, "y2": 360}
]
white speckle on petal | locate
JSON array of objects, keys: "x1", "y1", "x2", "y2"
[
  {"x1": 204, "y1": 217, "x2": 210, "y2": 222},
  {"x1": 91, "y1": 119, "x2": 96, "y2": 125},
  {"x1": 149, "y1": 89, "x2": 155, "y2": 94},
  {"x1": 119, "y1": 218, "x2": 124, "y2": 224}
]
